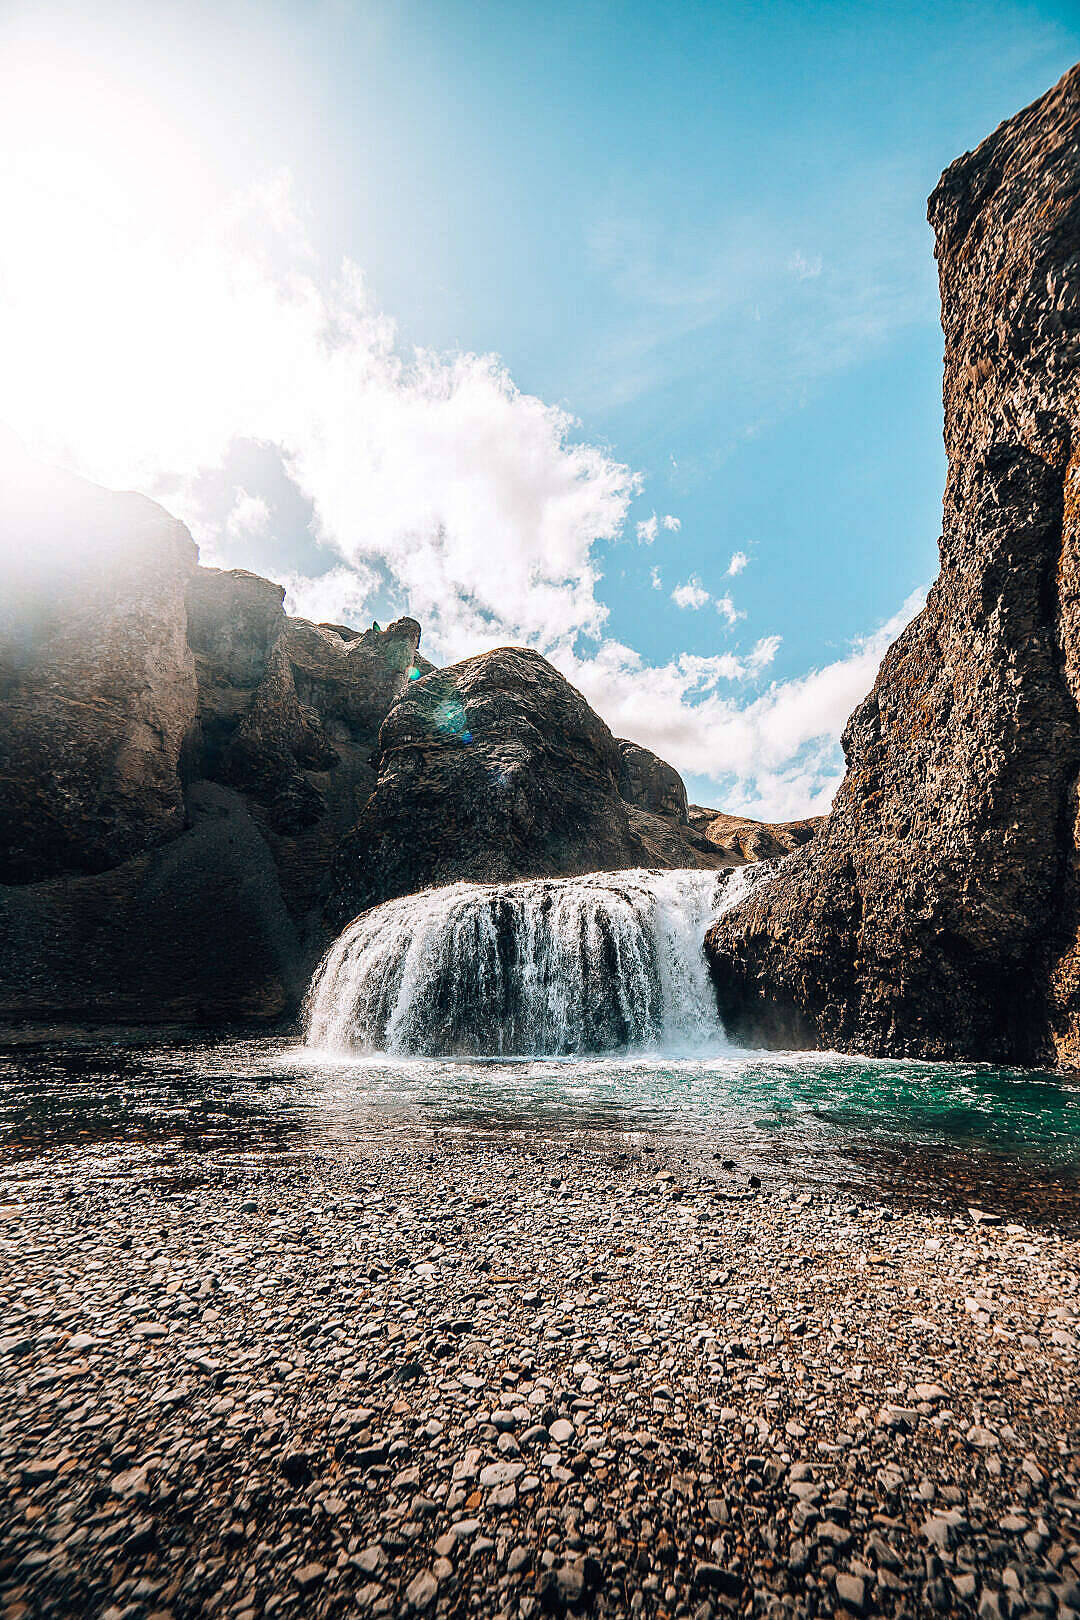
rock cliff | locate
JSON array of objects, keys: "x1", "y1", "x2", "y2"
[
  {"x1": 0, "y1": 448, "x2": 800, "y2": 1022},
  {"x1": 706, "y1": 66, "x2": 1080, "y2": 1065},
  {"x1": 0, "y1": 450, "x2": 198, "y2": 883},
  {"x1": 0, "y1": 448, "x2": 425, "y2": 1020}
]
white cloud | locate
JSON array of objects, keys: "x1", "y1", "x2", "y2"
[
  {"x1": 556, "y1": 636, "x2": 781, "y2": 729},
  {"x1": 746, "y1": 635, "x2": 782, "y2": 673},
  {"x1": 0, "y1": 54, "x2": 927, "y2": 821},
  {"x1": 661, "y1": 514, "x2": 681, "y2": 532},
  {"x1": 671, "y1": 577, "x2": 710, "y2": 610},
  {"x1": 727, "y1": 549, "x2": 748, "y2": 576},
  {"x1": 669, "y1": 578, "x2": 749, "y2": 620},
  {"x1": 283, "y1": 564, "x2": 380, "y2": 628},
  {"x1": 557, "y1": 590, "x2": 924, "y2": 821},
  {"x1": 650, "y1": 566, "x2": 662, "y2": 590},
  {"x1": 225, "y1": 487, "x2": 271, "y2": 543}
]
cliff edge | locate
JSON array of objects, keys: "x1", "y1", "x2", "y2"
[{"x1": 706, "y1": 66, "x2": 1080, "y2": 1065}]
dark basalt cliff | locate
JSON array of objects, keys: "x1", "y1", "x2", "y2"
[
  {"x1": 706, "y1": 66, "x2": 1080, "y2": 1065},
  {"x1": 0, "y1": 448, "x2": 424, "y2": 1020},
  {"x1": 0, "y1": 454, "x2": 199, "y2": 884},
  {"x1": 0, "y1": 446, "x2": 791, "y2": 1022}
]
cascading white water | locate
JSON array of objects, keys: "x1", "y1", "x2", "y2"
[{"x1": 303, "y1": 864, "x2": 767, "y2": 1058}]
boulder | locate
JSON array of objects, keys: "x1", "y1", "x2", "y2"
[
  {"x1": 616, "y1": 739, "x2": 689, "y2": 821},
  {"x1": 0, "y1": 441, "x2": 198, "y2": 882},
  {"x1": 706, "y1": 67, "x2": 1080, "y2": 1064},
  {"x1": 330, "y1": 647, "x2": 714, "y2": 920}
]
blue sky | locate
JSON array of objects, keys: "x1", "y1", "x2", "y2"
[{"x1": 1, "y1": 0, "x2": 1078, "y2": 815}]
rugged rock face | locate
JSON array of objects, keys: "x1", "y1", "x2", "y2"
[
  {"x1": 0, "y1": 783, "x2": 309, "y2": 1022},
  {"x1": 188, "y1": 565, "x2": 419, "y2": 839},
  {"x1": 617, "y1": 740, "x2": 689, "y2": 822},
  {"x1": 707, "y1": 66, "x2": 1080, "y2": 1065},
  {"x1": 689, "y1": 808, "x2": 823, "y2": 865},
  {"x1": 0, "y1": 452, "x2": 424, "y2": 1021},
  {"x1": 0, "y1": 446, "x2": 199, "y2": 883},
  {"x1": 330, "y1": 649, "x2": 666, "y2": 919}
]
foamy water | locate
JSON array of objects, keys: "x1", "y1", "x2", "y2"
[{"x1": 304, "y1": 865, "x2": 766, "y2": 1058}]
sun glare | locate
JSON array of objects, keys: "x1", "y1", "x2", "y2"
[{"x1": 0, "y1": 46, "x2": 242, "y2": 499}]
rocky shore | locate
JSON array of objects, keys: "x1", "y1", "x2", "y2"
[{"x1": 4, "y1": 1131, "x2": 1080, "y2": 1620}]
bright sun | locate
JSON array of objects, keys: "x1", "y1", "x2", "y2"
[{"x1": 0, "y1": 44, "x2": 262, "y2": 500}]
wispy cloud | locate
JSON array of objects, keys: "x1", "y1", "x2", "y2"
[
  {"x1": 284, "y1": 563, "x2": 380, "y2": 627},
  {"x1": 668, "y1": 577, "x2": 745, "y2": 628},
  {"x1": 225, "y1": 487, "x2": 271, "y2": 543},
  {"x1": 727, "y1": 549, "x2": 748, "y2": 576},
  {"x1": 789, "y1": 250, "x2": 823, "y2": 280},
  {"x1": 581, "y1": 155, "x2": 936, "y2": 431}
]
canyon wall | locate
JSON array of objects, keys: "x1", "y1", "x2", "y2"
[
  {"x1": 0, "y1": 446, "x2": 423, "y2": 1020},
  {"x1": 707, "y1": 66, "x2": 1080, "y2": 1065}
]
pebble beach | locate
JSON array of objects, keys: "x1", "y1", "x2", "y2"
[{"x1": 4, "y1": 1132, "x2": 1080, "y2": 1620}]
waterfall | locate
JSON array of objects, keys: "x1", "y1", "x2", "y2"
[{"x1": 303, "y1": 865, "x2": 766, "y2": 1058}]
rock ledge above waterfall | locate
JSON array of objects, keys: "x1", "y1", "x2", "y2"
[{"x1": 327, "y1": 648, "x2": 737, "y2": 923}]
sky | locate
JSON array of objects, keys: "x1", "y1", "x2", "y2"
[{"x1": 1, "y1": 0, "x2": 1078, "y2": 818}]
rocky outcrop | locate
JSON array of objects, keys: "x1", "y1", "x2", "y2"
[
  {"x1": 688, "y1": 808, "x2": 823, "y2": 865},
  {"x1": 0, "y1": 445, "x2": 199, "y2": 883},
  {"x1": 0, "y1": 451, "x2": 425, "y2": 1022},
  {"x1": 188, "y1": 565, "x2": 419, "y2": 840},
  {"x1": 330, "y1": 649, "x2": 671, "y2": 919},
  {"x1": 707, "y1": 66, "x2": 1080, "y2": 1065},
  {"x1": 617, "y1": 740, "x2": 689, "y2": 822}
]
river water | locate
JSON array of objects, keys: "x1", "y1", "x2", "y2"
[
  {"x1": 3, "y1": 1029, "x2": 1080, "y2": 1211},
  {"x1": 5, "y1": 867, "x2": 1080, "y2": 1217}
]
